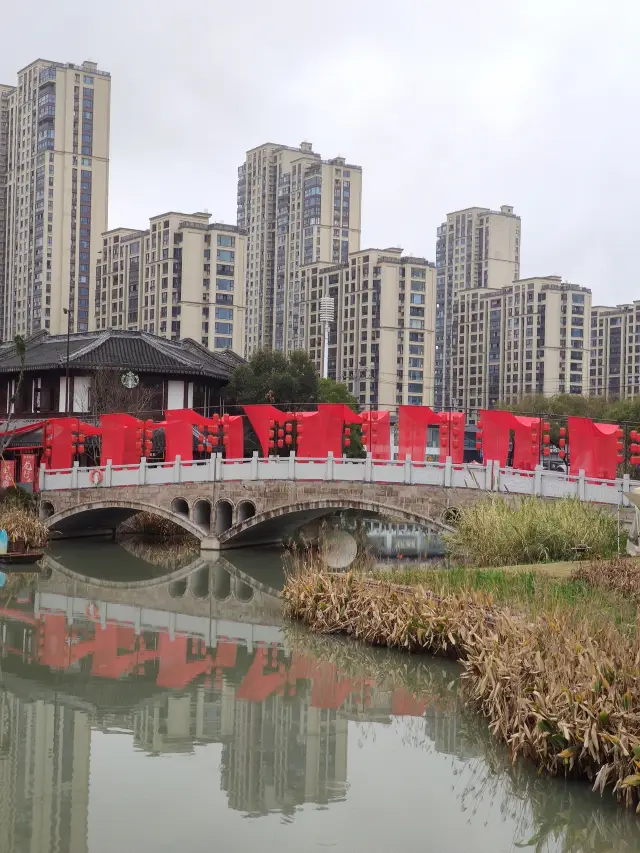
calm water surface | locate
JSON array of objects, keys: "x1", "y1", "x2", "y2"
[{"x1": 0, "y1": 541, "x2": 638, "y2": 853}]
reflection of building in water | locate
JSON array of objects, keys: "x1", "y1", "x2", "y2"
[
  {"x1": 130, "y1": 679, "x2": 348, "y2": 816},
  {"x1": 424, "y1": 707, "x2": 461, "y2": 756},
  {"x1": 221, "y1": 684, "x2": 347, "y2": 815},
  {"x1": 0, "y1": 690, "x2": 90, "y2": 853}
]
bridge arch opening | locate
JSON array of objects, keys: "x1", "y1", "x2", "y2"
[
  {"x1": 236, "y1": 500, "x2": 256, "y2": 523},
  {"x1": 169, "y1": 579, "x2": 187, "y2": 598},
  {"x1": 215, "y1": 500, "x2": 233, "y2": 535},
  {"x1": 40, "y1": 500, "x2": 55, "y2": 520},
  {"x1": 171, "y1": 497, "x2": 189, "y2": 518},
  {"x1": 189, "y1": 567, "x2": 210, "y2": 599},
  {"x1": 193, "y1": 500, "x2": 211, "y2": 531},
  {"x1": 212, "y1": 565, "x2": 231, "y2": 601}
]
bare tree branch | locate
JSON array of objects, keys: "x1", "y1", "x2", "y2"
[{"x1": 86, "y1": 368, "x2": 159, "y2": 421}]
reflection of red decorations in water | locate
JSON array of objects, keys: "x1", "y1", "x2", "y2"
[{"x1": 0, "y1": 605, "x2": 428, "y2": 716}]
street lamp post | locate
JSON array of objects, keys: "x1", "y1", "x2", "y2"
[
  {"x1": 319, "y1": 296, "x2": 335, "y2": 380},
  {"x1": 63, "y1": 307, "x2": 71, "y2": 414}
]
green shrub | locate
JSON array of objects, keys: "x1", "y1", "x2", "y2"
[{"x1": 445, "y1": 497, "x2": 620, "y2": 567}]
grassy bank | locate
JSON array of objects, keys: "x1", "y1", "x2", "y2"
[
  {"x1": 445, "y1": 497, "x2": 621, "y2": 566},
  {"x1": 283, "y1": 560, "x2": 640, "y2": 809},
  {"x1": 370, "y1": 563, "x2": 638, "y2": 633}
]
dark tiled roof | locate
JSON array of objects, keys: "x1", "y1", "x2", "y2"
[{"x1": 0, "y1": 330, "x2": 242, "y2": 380}]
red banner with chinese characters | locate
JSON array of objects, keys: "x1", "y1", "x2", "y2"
[
  {"x1": 0, "y1": 460, "x2": 16, "y2": 488},
  {"x1": 20, "y1": 454, "x2": 37, "y2": 486}
]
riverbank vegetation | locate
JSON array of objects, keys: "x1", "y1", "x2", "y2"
[
  {"x1": 0, "y1": 507, "x2": 48, "y2": 549},
  {"x1": 283, "y1": 558, "x2": 640, "y2": 809},
  {"x1": 445, "y1": 497, "x2": 621, "y2": 567}
]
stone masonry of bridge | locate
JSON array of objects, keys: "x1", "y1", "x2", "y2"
[{"x1": 42, "y1": 480, "x2": 635, "y2": 551}]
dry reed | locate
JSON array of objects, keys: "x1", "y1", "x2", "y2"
[
  {"x1": 572, "y1": 557, "x2": 640, "y2": 603},
  {"x1": 283, "y1": 565, "x2": 640, "y2": 809},
  {"x1": 445, "y1": 497, "x2": 620, "y2": 567},
  {"x1": 0, "y1": 508, "x2": 48, "y2": 548}
]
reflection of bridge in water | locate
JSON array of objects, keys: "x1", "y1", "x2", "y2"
[{"x1": 0, "y1": 557, "x2": 470, "y2": 844}]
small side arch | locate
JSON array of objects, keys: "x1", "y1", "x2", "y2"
[
  {"x1": 40, "y1": 500, "x2": 55, "y2": 520},
  {"x1": 193, "y1": 499, "x2": 212, "y2": 531},
  {"x1": 214, "y1": 499, "x2": 233, "y2": 535},
  {"x1": 236, "y1": 500, "x2": 256, "y2": 523},
  {"x1": 171, "y1": 497, "x2": 189, "y2": 517}
]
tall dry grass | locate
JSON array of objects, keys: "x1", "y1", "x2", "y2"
[
  {"x1": 445, "y1": 497, "x2": 620, "y2": 567},
  {"x1": 0, "y1": 508, "x2": 48, "y2": 548},
  {"x1": 283, "y1": 566, "x2": 640, "y2": 809}
]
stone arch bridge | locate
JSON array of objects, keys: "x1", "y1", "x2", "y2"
[{"x1": 41, "y1": 480, "x2": 466, "y2": 552}]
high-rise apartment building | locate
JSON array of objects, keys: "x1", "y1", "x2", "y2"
[
  {"x1": 95, "y1": 212, "x2": 246, "y2": 353},
  {"x1": 0, "y1": 85, "x2": 10, "y2": 340},
  {"x1": 590, "y1": 301, "x2": 640, "y2": 399},
  {"x1": 451, "y1": 276, "x2": 591, "y2": 412},
  {"x1": 297, "y1": 248, "x2": 436, "y2": 410},
  {"x1": 0, "y1": 58, "x2": 110, "y2": 340},
  {"x1": 237, "y1": 141, "x2": 362, "y2": 356},
  {"x1": 435, "y1": 205, "x2": 521, "y2": 409}
]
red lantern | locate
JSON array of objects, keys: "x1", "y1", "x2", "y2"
[
  {"x1": 268, "y1": 440, "x2": 275, "y2": 449},
  {"x1": 197, "y1": 443, "x2": 204, "y2": 452},
  {"x1": 285, "y1": 435, "x2": 293, "y2": 446},
  {"x1": 285, "y1": 423, "x2": 293, "y2": 433},
  {"x1": 344, "y1": 438, "x2": 351, "y2": 447},
  {"x1": 543, "y1": 448, "x2": 550, "y2": 457},
  {"x1": 277, "y1": 439, "x2": 284, "y2": 448},
  {"x1": 559, "y1": 427, "x2": 566, "y2": 437}
]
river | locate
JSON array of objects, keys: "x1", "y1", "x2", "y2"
[{"x1": 0, "y1": 540, "x2": 638, "y2": 852}]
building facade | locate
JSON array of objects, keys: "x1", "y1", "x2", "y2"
[
  {"x1": 95, "y1": 212, "x2": 246, "y2": 354},
  {"x1": 0, "y1": 328, "x2": 242, "y2": 421},
  {"x1": 451, "y1": 276, "x2": 591, "y2": 412},
  {"x1": 297, "y1": 248, "x2": 436, "y2": 410},
  {"x1": 237, "y1": 141, "x2": 362, "y2": 356},
  {"x1": 0, "y1": 58, "x2": 110, "y2": 339},
  {"x1": 590, "y1": 302, "x2": 640, "y2": 399},
  {"x1": 435, "y1": 205, "x2": 521, "y2": 409}
]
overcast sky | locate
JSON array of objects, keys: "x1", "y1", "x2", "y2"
[{"x1": 2, "y1": 0, "x2": 638, "y2": 305}]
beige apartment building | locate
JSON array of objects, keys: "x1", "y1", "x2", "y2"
[
  {"x1": 0, "y1": 85, "x2": 10, "y2": 340},
  {"x1": 0, "y1": 58, "x2": 110, "y2": 339},
  {"x1": 297, "y1": 248, "x2": 436, "y2": 410},
  {"x1": 237, "y1": 141, "x2": 362, "y2": 356},
  {"x1": 451, "y1": 276, "x2": 591, "y2": 412},
  {"x1": 435, "y1": 205, "x2": 521, "y2": 409},
  {"x1": 590, "y1": 301, "x2": 640, "y2": 399},
  {"x1": 95, "y1": 212, "x2": 246, "y2": 354}
]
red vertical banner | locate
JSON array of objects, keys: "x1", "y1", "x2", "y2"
[
  {"x1": 0, "y1": 460, "x2": 16, "y2": 488},
  {"x1": 20, "y1": 454, "x2": 37, "y2": 486}
]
